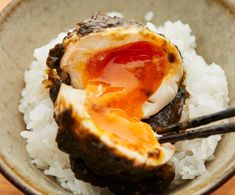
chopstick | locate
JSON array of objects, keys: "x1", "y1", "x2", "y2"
[
  {"x1": 158, "y1": 122, "x2": 235, "y2": 143},
  {"x1": 156, "y1": 107, "x2": 235, "y2": 143},
  {"x1": 157, "y1": 107, "x2": 235, "y2": 134}
]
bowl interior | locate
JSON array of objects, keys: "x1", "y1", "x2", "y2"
[{"x1": 0, "y1": 0, "x2": 235, "y2": 194}]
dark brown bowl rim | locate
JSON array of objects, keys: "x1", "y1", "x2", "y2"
[
  {"x1": 0, "y1": 161, "x2": 37, "y2": 195},
  {"x1": 0, "y1": 0, "x2": 235, "y2": 194}
]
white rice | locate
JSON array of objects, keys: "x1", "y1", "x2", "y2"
[
  {"x1": 144, "y1": 11, "x2": 154, "y2": 21},
  {"x1": 106, "y1": 11, "x2": 124, "y2": 18},
  {"x1": 19, "y1": 15, "x2": 229, "y2": 194}
]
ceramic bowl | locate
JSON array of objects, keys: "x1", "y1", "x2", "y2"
[{"x1": 0, "y1": 0, "x2": 235, "y2": 194}]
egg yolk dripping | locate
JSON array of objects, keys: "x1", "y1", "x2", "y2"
[{"x1": 85, "y1": 41, "x2": 167, "y2": 151}]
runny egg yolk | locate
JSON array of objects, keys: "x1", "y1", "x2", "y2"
[{"x1": 85, "y1": 41, "x2": 168, "y2": 152}]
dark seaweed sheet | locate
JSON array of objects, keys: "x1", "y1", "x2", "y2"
[{"x1": 143, "y1": 85, "x2": 188, "y2": 134}]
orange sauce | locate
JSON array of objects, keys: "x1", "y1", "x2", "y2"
[{"x1": 85, "y1": 41, "x2": 167, "y2": 151}]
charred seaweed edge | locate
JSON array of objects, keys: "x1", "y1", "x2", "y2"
[
  {"x1": 70, "y1": 156, "x2": 175, "y2": 195},
  {"x1": 76, "y1": 13, "x2": 143, "y2": 37},
  {"x1": 46, "y1": 43, "x2": 64, "y2": 102},
  {"x1": 46, "y1": 43, "x2": 64, "y2": 73}
]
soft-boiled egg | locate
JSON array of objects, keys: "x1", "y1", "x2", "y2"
[{"x1": 48, "y1": 14, "x2": 183, "y2": 186}]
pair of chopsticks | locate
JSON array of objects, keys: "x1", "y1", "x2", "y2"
[{"x1": 158, "y1": 107, "x2": 235, "y2": 143}]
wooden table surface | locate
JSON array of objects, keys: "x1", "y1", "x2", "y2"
[
  {"x1": 0, "y1": 0, "x2": 235, "y2": 194},
  {"x1": 1, "y1": 173, "x2": 235, "y2": 195}
]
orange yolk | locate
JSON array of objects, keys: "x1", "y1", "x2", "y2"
[{"x1": 85, "y1": 41, "x2": 168, "y2": 152}]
